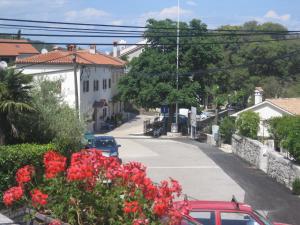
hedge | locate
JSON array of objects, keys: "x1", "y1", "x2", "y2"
[
  {"x1": 0, "y1": 143, "x2": 55, "y2": 208},
  {"x1": 236, "y1": 111, "x2": 260, "y2": 139}
]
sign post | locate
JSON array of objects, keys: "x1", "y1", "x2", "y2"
[{"x1": 190, "y1": 106, "x2": 197, "y2": 139}]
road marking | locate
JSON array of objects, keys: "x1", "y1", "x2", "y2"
[{"x1": 147, "y1": 166, "x2": 220, "y2": 169}]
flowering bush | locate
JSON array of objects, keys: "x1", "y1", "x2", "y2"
[{"x1": 2, "y1": 149, "x2": 187, "y2": 225}]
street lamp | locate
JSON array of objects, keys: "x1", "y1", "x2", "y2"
[{"x1": 173, "y1": 0, "x2": 180, "y2": 133}]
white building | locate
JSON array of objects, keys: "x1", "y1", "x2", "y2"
[
  {"x1": 232, "y1": 87, "x2": 300, "y2": 137},
  {"x1": 16, "y1": 45, "x2": 126, "y2": 132},
  {"x1": 113, "y1": 39, "x2": 147, "y2": 61}
]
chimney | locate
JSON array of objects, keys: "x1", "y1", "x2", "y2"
[
  {"x1": 67, "y1": 44, "x2": 76, "y2": 52},
  {"x1": 254, "y1": 87, "x2": 264, "y2": 104},
  {"x1": 113, "y1": 41, "x2": 118, "y2": 57},
  {"x1": 89, "y1": 44, "x2": 96, "y2": 54}
]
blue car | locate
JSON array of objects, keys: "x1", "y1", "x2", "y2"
[{"x1": 91, "y1": 136, "x2": 121, "y2": 160}]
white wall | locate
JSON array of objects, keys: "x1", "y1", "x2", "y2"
[
  {"x1": 18, "y1": 63, "x2": 125, "y2": 132},
  {"x1": 251, "y1": 103, "x2": 289, "y2": 137}
]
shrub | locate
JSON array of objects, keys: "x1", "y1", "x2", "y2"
[
  {"x1": 236, "y1": 111, "x2": 260, "y2": 139},
  {"x1": 219, "y1": 117, "x2": 236, "y2": 144},
  {"x1": 0, "y1": 143, "x2": 55, "y2": 208},
  {"x1": 3, "y1": 150, "x2": 187, "y2": 225},
  {"x1": 292, "y1": 178, "x2": 300, "y2": 195},
  {"x1": 12, "y1": 79, "x2": 85, "y2": 152},
  {"x1": 268, "y1": 116, "x2": 300, "y2": 162}
]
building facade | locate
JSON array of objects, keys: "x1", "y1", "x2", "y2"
[{"x1": 16, "y1": 46, "x2": 125, "y2": 132}]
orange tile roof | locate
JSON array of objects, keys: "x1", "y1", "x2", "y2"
[
  {"x1": 266, "y1": 98, "x2": 300, "y2": 115},
  {"x1": 0, "y1": 39, "x2": 39, "y2": 56},
  {"x1": 16, "y1": 50, "x2": 125, "y2": 67}
]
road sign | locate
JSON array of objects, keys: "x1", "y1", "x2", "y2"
[
  {"x1": 161, "y1": 105, "x2": 169, "y2": 114},
  {"x1": 191, "y1": 106, "x2": 197, "y2": 127}
]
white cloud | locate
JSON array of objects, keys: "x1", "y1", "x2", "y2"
[
  {"x1": 143, "y1": 6, "x2": 193, "y2": 20},
  {"x1": 65, "y1": 8, "x2": 110, "y2": 22},
  {"x1": 111, "y1": 20, "x2": 124, "y2": 25},
  {"x1": 186, "y1": 1, "x2": 197, "y2": 6},
  {"x1": 264, "y1": 10, "x2": 291, "y2": 22}
]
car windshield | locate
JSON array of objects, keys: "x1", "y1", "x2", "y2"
[
  {"x1": 94, "y1": 139, "x2": 115, "y2": 148},
  {"x1": 254, "y1": 210, "x2": 273, "y2": 225}
]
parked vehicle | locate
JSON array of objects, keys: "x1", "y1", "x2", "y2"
[
  {"x1": 175, "y1": 197, "x2": 291, "y2": 225},
  {"x1": 86, "y1": 136, "x2": 122, "y2": 162}
]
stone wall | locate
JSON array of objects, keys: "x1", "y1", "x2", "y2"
[
  {"x1": 232, "y1": 134, "x2": 300, "y2": 189},
  {"x1": 267, "y1": 151, "x2": 300, "y2": 188},
  {"x1": 232, "y1": 134, "x2": 268, "y2": 172}
]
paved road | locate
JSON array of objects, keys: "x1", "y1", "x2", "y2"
[{"x1": 107, "y1": 115, "x2": 300, "y2": 225}]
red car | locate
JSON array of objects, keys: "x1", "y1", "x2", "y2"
[{"x1": 175, "y1": 198, "x2": 292, "y2": 225}]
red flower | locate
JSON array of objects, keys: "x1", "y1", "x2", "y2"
[
  {"x1": 3, "y1": 186, "x2": 23, "y2": 206},
  {"x1": 133, "y1": 218, "x2": 149, "y2": 225},
  {"x1": 16, "y1": 165, "x2": 35, "y2": 186},
  {"x1": 31, "y1": 189, "x2": 48, "y2": 207},
  {"x1": 44, "y1": 151, "x2": 66, "y2": 179},
  {"x1": 49, "y1": 220, "x2": 62, "y2": 225},
  {"x1": 123, "y1": 201, "x2": 141, "y2": 214}
]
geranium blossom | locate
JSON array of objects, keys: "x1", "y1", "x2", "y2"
[
  {"x1": 43, "y1": 151, "x2": 66, "y2": 179},
  {"x1": 16, "y1": 165, "x2": 35, "y2": 186},
  {"x1": 3, "y1": 186, "x2": 23, "y2": 206},
  {"x1": 31, "y1": 188, "x2": 48, "y2": 207}
]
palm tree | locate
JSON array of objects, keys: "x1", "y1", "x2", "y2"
[{"x1": 0, "y1": 68, "x2": 34, "y2": 144}]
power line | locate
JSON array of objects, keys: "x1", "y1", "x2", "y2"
[
  {"x1": 1, "y1": 18, "x2": 300, "y2": 33},
  {"x1": 1, "y1": 31, "x2": 299, "y2": 39},
  {"x1": 0, "y1": 37, "x2": 299, "y2": 46}
]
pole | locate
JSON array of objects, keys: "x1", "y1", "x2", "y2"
[
  {"x1": 175, "y1": 0, "x2": 180, "y2": 132},
  {"x1": 73, "y1": 52, "x2": 79, "y2": 116}
]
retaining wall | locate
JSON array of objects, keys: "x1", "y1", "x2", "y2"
[{"x1": 232, "y1": 134, "x2": 300, "y2": 189}]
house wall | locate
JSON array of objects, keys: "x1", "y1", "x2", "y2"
[
  {"x1": 17, "y1": 64, "x2": 125, "y2": 132},
  {"x1": 17, "y1": 64, "x2": 76, "y2": 108},
  {"x1": 238, "y1": 103, "x2": 289, "y2": 137}
]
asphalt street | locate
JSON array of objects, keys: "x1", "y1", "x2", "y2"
[{"x1": 107, "y1": 115, "x2": 300, "y2": 225}]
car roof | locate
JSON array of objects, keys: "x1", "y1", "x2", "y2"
[
  {"x1": 176, "y1": 200, "x2": 253, "y2": 212},
  {"x1": 94, "y1": 136, "x2": 115, "y2": 140}
]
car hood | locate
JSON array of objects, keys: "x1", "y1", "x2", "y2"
[{"x1": 273, "y1": 222, "x2": 292, "y2": 225}]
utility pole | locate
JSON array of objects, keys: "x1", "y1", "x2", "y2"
[
  {"x1": 174, "y1": 0, "x2": 180, "y2": 133},
  {"x1": 72, "y1": 51, "x2": 79, "y2": 117}
]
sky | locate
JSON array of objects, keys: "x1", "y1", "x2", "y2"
[{"x1": 0, "y1": 0, "x2": 299, "y2": 51}]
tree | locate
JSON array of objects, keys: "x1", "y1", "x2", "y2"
[
  {"x1": 13, "y1": 78, "x2": 85, "y2": 152},
  {"x1": 0, "y1": 69, "x2": 33, "y2": 144},
  {"x1": 236, "y1": 111, "x2": 260, "y2": 139},
  {"x1": 118, "y1": 19, "x2": 222, "y2": 112}
]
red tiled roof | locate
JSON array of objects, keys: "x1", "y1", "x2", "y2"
[
  {"x1": 266, "y1": 98, "x2": 300, "y2": 115},
  {"x1": 0, "y1": 39, "x2": 39, "y2": 56},
  {"x1": 16, "y1": 50, "x2": 125, "y2": 67}
]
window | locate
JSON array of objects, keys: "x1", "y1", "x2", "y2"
[
  {"x1": 220, "y1": 212, "x2": 259, "y2": 225},
  {"x1": 93, "y1": 80, "x2": 99, "y2": 91},
  {"x1": 83, "y1": 80, "x2": 89, "y2": 93},
  {"x1": 108, "y1": 78, "x2": 111, "y2": 88},
  {"x1": 189, "y1": 211, "x2": 215, "y2": 225},
  {"x1": 103, "y1": 79, "x2": 107, "y2": 90}
]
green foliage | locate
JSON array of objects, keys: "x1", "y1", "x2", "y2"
[
  {"x1": 292, "y1": 178, "x2": 300, "y2": 195},
  {"x1": 268, "y1": 116, "x2": 300, "y2": 162},
  {"x1": 220, "y1": 117, "x2": 236, "y2": 144},
  {"x1": 118, "y1": 19, "x2": 222, "y2": 110},
  {"x1": 10, "y1": 79, "x2": 85, "y2": 152},
  {"x1": 236, "y1": 111, "x2": 260, "y2": 139},
  {"x1": 0, "y1": 143, "x2": 55, "y2": 208}
]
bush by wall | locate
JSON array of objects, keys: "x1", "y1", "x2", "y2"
[
  {"x1": 219, "y1": 117, "x2": 236, "y2": 144},
  {"x1": 0, "y1": 143, "x2": 55, "y2": 208},
  {"x1": 236, "y1": 111, "x2": 260, "y2": 139},
  {"x1": 268, "y1": 116, "x2": 300, "y2": 162}
]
